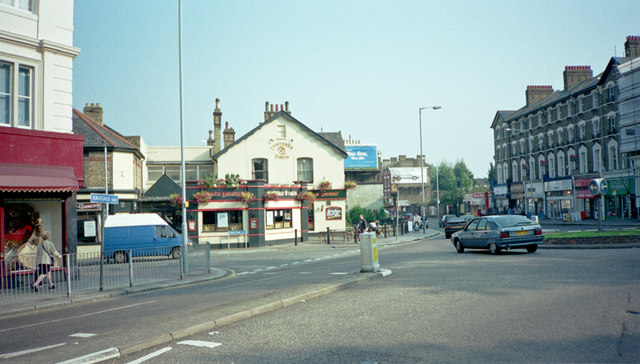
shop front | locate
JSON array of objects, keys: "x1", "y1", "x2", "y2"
[
  {"x1": 493, "y1": 184, "x2": 509, "y2": 214},
  {"x1": 463, "y1": 192, "x2": 489, "y2": 216},
  {"x1": 1, "y1": 128, "x2": 84, "y2": 289},
  {"x1": 544, "y1": 178, "x2": 574, "y2": 219},
  {"x1": 574, "y1": 178, "x2": 596, "y2": 219},
  {"x1": 525, "y1": 181, "x2": 545, "y2": 218},
  {"x1": 603, "y1": 177, "x2": 636, "y2": 219},
  {"x1": 186, "y1": 180, "x2": 310, "y2": 248},
  {"x1": 509, "y1": 183, "x2": 524, "y2": 214}
]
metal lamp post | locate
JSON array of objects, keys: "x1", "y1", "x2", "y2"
[{"x1": 419, "y1": 106, "x2": 441, "y2": 233}]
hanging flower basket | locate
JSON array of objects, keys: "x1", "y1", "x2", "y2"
[
  {"x1": 318, "y1": 180, "x2": 332, "y2": 191},
  {"x1": 169, "y1": 194, "x2": 183, "y2": 208},
  {"x1": 263, "y1": 191, "x2": 279, "y2": 201},
  {"x1": 344, "y1": 181, "x2": 357, "y2": 190},
  {"x1": 193, "y1": 191, "x2": 212, "y2": 204},
  {"x1": 297, "y1": 191, "x2": 316, "y2": 204},
  {"x1": 239, "y1": 191, "x2": 256, "y2": 204}
]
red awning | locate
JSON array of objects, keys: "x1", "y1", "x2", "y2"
[{"x1": 0, "y1": 163, "x2": 79, "y2": 193}]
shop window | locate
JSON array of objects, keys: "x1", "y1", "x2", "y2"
[
  {"x1": 266, "y1": 209, "x2": 292, "y2": 230},
  {"x1": 202, "y1": 210, "x2": 243, "y2": 232},
  {"x1": 252, "y1": 158, "x2": 268, "y2": 182},
  {"x1": 297, "y1": 158, "x2": 313, "y2": 183}
]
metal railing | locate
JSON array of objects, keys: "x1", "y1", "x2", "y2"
[{"x1": 1, "y1": 244, "x2": 213, "y2": 304}]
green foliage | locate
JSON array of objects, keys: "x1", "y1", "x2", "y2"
[
  {"x1": 544, "y1": 229, "x2": 640, "y2": 239},
  {"x1": 346, "y1": 206, "x2": 377, "y2": 226},
  {"x1": 429, "y1": 159, "x2": 475, "y2": 212},
  {"x1": 487, "y1": 162, "x2": 496, "y2": 185}
]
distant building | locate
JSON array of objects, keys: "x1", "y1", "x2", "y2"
[
  {"x1": 343, "y1": 136, "x2": 384, "y2": 213},
  {"x1": 491, "y1": 35, "x2": 640, "y2": 220},
  {"x1": 382, "y1": 155, "x2": 430, "y2": 216},
  {"x1": 1, "y1": 1, "x2": 84, "y2": 277}
]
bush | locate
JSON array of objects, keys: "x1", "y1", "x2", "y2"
[{"x1": 347, "y1": 206, "x2": 379, "y2": 226}]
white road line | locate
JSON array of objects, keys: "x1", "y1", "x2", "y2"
[
  {"x1": 299, "y1": 272, "x2": 312, "y2": 275},
  {"x1": 237, "y1": 271, "x2": 249, "y2": 276},
  {"x1": 330, "y1": 272, "x2": 349, "y2": 275},
  {"x1": 0, "y1": 343, "x2": 66, "y2": 359},
  {"x1": 69, "y1": 333, "x2": 97, "y2": 338},
  {"x1": 56, "y1": 347, "x2": 120, "y2": 364},
  {"x1": 292, "y1": 261, "x2": 301, "y2": 265},
  {"x1": 177, "y1": 340, "x2": 222, "y2": 349},
  {"x1": 125, "y1": 347, "x2": 172, "y2": 364},
  {"x1": 1, "y1": 300, "x2": 156, "y2": 333},
  {"x1": 303, "y1": 259, "x2": 313, "y2": 262},
  {"x1": 279, "y1": 263, "x2": 289, "y2": 267}
]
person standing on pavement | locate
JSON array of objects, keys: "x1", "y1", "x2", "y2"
[
  {"x1": 356, "y1": 214, "x2": 367, "y2": 242},
  {"x1": 33, "y1": 232, "x2": 62, "y2": 291}
]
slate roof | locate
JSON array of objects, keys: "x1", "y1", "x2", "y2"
[
  {"x1": 212, "y1": 111, "x2": 348, "y2": 159},
  {"x1": 318, "y1": 132, "x2": 346, "y2": 153},
  {"x1": 72, "y1": 109, "x2": 141, "y2": 157},
  {"x1": 144, "y1": 173, "x2": 181, "y2": 198}
]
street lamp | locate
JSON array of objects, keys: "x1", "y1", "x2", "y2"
[
  {"x1": 419, "y1": 105, "x2": 441, "y2": 233},
  {"x1": 392, "y1": 175, "x2": 401, "y2": 242}
]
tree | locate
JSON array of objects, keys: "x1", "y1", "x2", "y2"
[{"x1": 430, "y1": 160, "x2": 475, "y2": 214}]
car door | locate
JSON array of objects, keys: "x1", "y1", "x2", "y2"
[
  {"x1": 460, "y1": 219, "x2": 480, "y2": 247},
  {"x1": 473, "y1": 218, "x2": 489, "y2": 248}
]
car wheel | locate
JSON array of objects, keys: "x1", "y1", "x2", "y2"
[
  {"x1": 113, "y1": 251, "x2": 128, "y2": 264},
  {"x1": 489, "y1": 243, "x2": 500, "y2": 255},
  {"x1": 455, "y1": 240, "x2": 465, "y2": 253},
  {"x1": 526, "y1": 244, "x2": 538, "y2": 253},
  {"x1": 170, "y1": 246, "x2": 181, "y2": 260}
]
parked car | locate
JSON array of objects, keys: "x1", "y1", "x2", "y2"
[
  {"x1": 450, "y1": 215, "x2": 544, "y2": 255},
  {"x1": 104, "y1": 213, "x2": 187, "y2": 263},
  {"x1": 444, "y1": 217, "x2": 467, "y2": 238},
  {"x1": 439, "y1": 214, "x2": 456, "y2": 228}
]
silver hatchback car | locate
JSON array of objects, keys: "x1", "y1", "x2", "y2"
[{"x1": 450, "y1": 215, "x2": 544, "y2": 255}]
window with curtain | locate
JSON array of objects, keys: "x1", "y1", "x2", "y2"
[
  {"x1": 297, "y1": 158, "x2": 313, "y2": 183},
  {"x1": 0, "y1": 61, "x2": 33, "y2": 127},
  {"x1": 252, "y1": 158, "x2": 268, "y2": 182}
]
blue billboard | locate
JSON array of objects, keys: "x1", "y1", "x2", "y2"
[{"x1": 345, "y1": 145, "x2": 378, "y2": 170}]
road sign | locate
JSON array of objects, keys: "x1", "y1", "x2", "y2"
[
  {"x1": 228, "y1": 230, "x2": 245, "y2": 236},
  {"x1": 589, "y1": 179, "x2": 608, "y2": 196},
  {"x1": 90, "y1": 193, "x2": 119, "y2": 204}
]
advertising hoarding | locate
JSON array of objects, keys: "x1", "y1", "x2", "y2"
[
  {"x1": 345, "y1": 145, "x2": 378, "y2": 170},
  {"x1": 389, "y1": 167, "x2": 428, "y2": 185}
]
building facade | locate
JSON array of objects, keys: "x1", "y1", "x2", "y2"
[
  {"x1": 492, "y1": 36, "x2": 640, "y2": 220},
  {"x1": 1, "y1": 0, "x2": 83, "y2": 286}
]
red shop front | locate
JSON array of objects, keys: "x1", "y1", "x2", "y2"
[{"x1": 0, "y1": 127, "x2": 84, "y2": 289}]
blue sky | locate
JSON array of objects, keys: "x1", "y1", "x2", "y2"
[{"x1": 72, "y1": 0, "x2": 639, "y2": 178}]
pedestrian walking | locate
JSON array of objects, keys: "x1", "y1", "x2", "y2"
[{"x1": 32, "y1": 232, "x2": 62, "y2": 291}]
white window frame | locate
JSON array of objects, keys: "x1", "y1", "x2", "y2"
[
  {"x1": 296, "y1": 157, "x2": 313, "y2": 183},
  {"x1": 557, "y1": 152, "x2": 565, "y2": 177},
  {"x1": 567, "y1": 125, "x2": 574, "y2": 143},
  {"x1": 0, "y1": 59, "x2": 35, "y2": 129},
  {"x1": 579, "y1": 147, "x2": 588, "y2": 174},
  {"x1": 529, "y1": 156, "x2": 536, "y2": 180},
  {"x1": 592, "y1": 117, "x2": 600, "y2": 137},
  {"x1": 557, "y1": 127, "x2": 563, "y2": 145},
  {"x1": 608, "y1": 141, "x2": 619, "y2": 171},
  {"x1": 592, "y1": 143, "x2": 602, "y2": 173},
  {"x1": 548, "y1": 153, "x2": 556, "y2": 178},
  {"x1": 512, "y1": 160, "x2": 519, "y2": 182}
]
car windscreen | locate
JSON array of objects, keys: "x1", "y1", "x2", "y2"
[
  {"x1": 447, "y1": 218, "x2": 466, "y2": 224},
  {"x1": 494, "y1": 215, "x2": 534, "y2": 227}
]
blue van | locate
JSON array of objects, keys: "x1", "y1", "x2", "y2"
[{"x1": 104, "y1": 213, "x2": 184, "y2": 263}]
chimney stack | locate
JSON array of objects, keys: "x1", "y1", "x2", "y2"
[
  {"x1": 525, "y1": 85, "x2": 554, "y2": 106},
  {"x1": 223, "y1": 121, "x2": 235, "y2": 148},
  {"x1": 213, "y1": 98, "x2": 222, "y2": 154},
  {"x1": 625, "y1": 35, "x2": 640, "y2": 58},
  {"x1": 563, "y1": 66, "x2": 592, "y2": 90},
  {"x1": 83, "y1": 103, "x2": 104, "y2": 124},
  {"x1": 264, "y1": 101, "x2": 292, "y2": 121},
  {"x1": 207, "y1": 130, "x2": 214, "y2": 146}
]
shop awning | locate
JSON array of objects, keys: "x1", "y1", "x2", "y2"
[{"x1": 0, "y1": 163, "x2": 79, "y2": 193}]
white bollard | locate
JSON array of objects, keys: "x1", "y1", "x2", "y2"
[{"x1": 359, "y1": 232, "x2": 380, "y2": 273}]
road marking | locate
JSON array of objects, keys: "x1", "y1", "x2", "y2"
[
  {"x1": 57, "y1": 347, "x2": 120, "y2": 364},
  {"x1": 299, "y1": 272, "x2": 312, "y2": 274},
  {"x1": 69, "y1": 333, "x2": 97, "y2": 338},
  {"x1": 177, "y1": 340, "x2": 222, "y2": 349},
  {"x1": 0, "y1": 343, "x2": 66, "y2": 359},
  {"x1": 279, "y1": 263, "x2": 289, "y2": 267},
  {"x1": 125, "y1": 347, "x2": 172, "y2": 364},
  {"x1": 330, "y1": 272, "x2": 349, "y2": 275},
  {"x1": 0, "y1": 300, "x2": 156, "y2": 333}
]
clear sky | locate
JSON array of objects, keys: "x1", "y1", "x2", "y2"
[{"x1": 72, "y1": 0, "x2": 639, "y2": 178}]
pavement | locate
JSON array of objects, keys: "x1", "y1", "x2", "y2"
[{"x1": 2, "y1": 224, "x2": 640, "y2": 362}]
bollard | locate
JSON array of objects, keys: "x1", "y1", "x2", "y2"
[
  {"x1": 359, "y1": 232, "x2": 380, "y2": 272},
  {"x1": 384, "y1": 225, "x2": 387, "y2": 238},
  {"x1": 66, "y1": 254, "x2": 71, "y2": 298},
  {"x1": 295, "y1": 229, "x2": 298, "y2": 246},
  {"x1": 128, "y1": 250, "x2": 133, "y2": 287},
  {"x1": 207, "y1": 242, "x2": 211, "y2": 274},
  {"x1": 326, "y1": 227, "x2": 331, "y2": 245}
]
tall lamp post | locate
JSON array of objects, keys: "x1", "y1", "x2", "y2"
[{"x1": 419, "y1": 106, "x2": 441, "y2": 233}]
